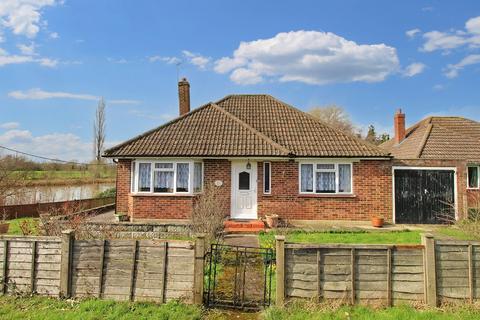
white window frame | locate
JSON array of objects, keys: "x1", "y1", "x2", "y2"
[
  {"x1": 298, "y1": 161, "x2": 353, "y2": 195},
  {"x1": 467, "y1": 165, "x2": 480, "y2": 190},
  {"x1": 263, "y1": 162, "x2": 271, "y2": 194},
  {"x1": 132, "y1": 160, "x2": 203, "y2": 195}
]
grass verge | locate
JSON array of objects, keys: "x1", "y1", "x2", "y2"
[
  {"x1": 0, "y1": 296, "x2": 202, "y2": 320},
  {"x1": 264, "y1": 300, "x2": 480, "y2": 320},
  {"x1": 5, "y1": 217, "x2": 39, "y2": 236}
]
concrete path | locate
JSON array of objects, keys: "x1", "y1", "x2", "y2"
[
  {"x1": 87, "y1": 210, "x2": 116, "y2": 223},
  {"x1": 223, "y1": 234, "x2": 260, "y2": 247}
]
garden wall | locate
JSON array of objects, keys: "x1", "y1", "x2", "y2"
[
  {"x1": 275, "y1": 235, "x2": 480, "y2": 307},
  {"x1": 0, "y1": 232, "x2": 204, "y2": 304}
]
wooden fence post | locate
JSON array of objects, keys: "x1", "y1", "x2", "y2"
[
  {"x1": 275, "y1": 235, "x2": 285, "y2": 306},
  {"x1": 193, "y1": 234, "x2": 206, "y2": 305},
  {"x1": 422, "y1": 233, "x2": 437, "y2": 307},
  {"x1": 60, "y1": 229, "x2": 74, "y2": 298}
]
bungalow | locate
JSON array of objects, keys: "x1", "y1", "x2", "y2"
[
  {"x1": 104, "y1": 79, "x2": 393, "y2": 224},
  {"x1": 380, "y1": 111, "x2": 480, "y2": 224}
]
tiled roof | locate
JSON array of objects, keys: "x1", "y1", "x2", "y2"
[
  {"x1": 380, "y1": 116, "x2": 480, "y2": 161},
  {"x1": 105, "y1": 94, "x2": 389, "y2": 158}
]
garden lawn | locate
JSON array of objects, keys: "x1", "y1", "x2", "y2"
[
  {"x1": 264, "y1": 301, "x2": 480, "y2": 320},
  {"x1": 6, "y1": 217, "x2": 39, "y2": 236},
  {"x1": 0, "y1": 296, "x2": 202, "y2": 320},
  {"x1": 259, "y1": 230, "x2": 422, "y2": 248}
]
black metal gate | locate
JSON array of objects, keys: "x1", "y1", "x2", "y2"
[
  {"x1": 394, "y1": 169, "x2": 455, "y2": 224},
  {"x1": 205, "y1": 244, "x2": 274, "y2": 310}
]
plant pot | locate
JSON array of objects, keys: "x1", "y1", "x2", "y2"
[
  {"x1": 371, "y1": 217, "x2": 384, "y2": 228},
  {"x1": 0, "y1": 223, "x2": 9, "y2": 234},
  {"x1": 265, "y1": 215, "x2": 279, "y2": 228}
]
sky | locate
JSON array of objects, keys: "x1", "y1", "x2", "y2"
[{"x1": 0, "y1": 0, "x2": 480, "y2": 162}]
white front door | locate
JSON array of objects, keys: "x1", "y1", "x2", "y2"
[{"x1": 231, "y1": 161, "x2": 257, "y2": 219}]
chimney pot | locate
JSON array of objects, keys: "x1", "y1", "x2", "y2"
[
  {"x1": 178, "y1": 78, "x2": 190, "y2": 116},
  {"x1": 394, "y1": 109, "x2": 406, "y2": 144}
]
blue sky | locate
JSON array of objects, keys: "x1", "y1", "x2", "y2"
[{"x1": 0, "y1": 0, "x2": 479, "y2": 161}]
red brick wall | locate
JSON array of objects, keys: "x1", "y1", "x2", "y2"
[
  {"x1": 203, "y1": 159, "x2": 232, "y2": 217},
  {"x1": 257, "y1": 160, "x2": 392, "y2": 222},
  {"x1": 130, "y1": 195, "x2": 194, "y2": 219},
  {"x1": 116, "y1": 159, "x2": 131, "y2": 215}
]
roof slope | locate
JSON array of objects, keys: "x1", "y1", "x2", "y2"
[
  {"x1": 105, "y1": 94, "x2": 389, "y2": 158},
  {"x1": 380, "y1": 116, "x2": 480, "y2": 161}
]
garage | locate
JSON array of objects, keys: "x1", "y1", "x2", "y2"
[{"x1": 394, "y1": 168, "x2": 456, "y2": 224}]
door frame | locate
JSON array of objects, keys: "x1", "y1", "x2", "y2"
[
  {"x1": 230, "y1": 160, "x2": 258, "y2": 220},
  {"x1": 392, "y1": 166, "x2": 458, "y2": 224}
]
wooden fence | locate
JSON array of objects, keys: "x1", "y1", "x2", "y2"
[
  {"x1": 275, "y1": 234, "x2": 480, "y2": 307},
  {"x1": 0, "y1": 231, "x2": 205, "y2": 304}
]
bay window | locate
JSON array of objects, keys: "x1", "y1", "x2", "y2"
[
  {"x1": 132, "y1": 160, "x2": 203, "y2": 194},
  {"x1": 300, "y1": 162, "x2": 352, "y2": 194},
  {"x1": 468, "y1": 166, "x2": 479, "y2": 189}
]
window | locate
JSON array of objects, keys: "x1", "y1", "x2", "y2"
[
  {"x1": 300, "y1": 162, "x2": 352, "y2": 194},
  {"x1": 468, "y1": 166, "x2": 479, "y2": 189},
  {"x1": 263, "y1": 162, "x2": 271, "y2": 194},
  {"x1": 133, "y1": 160, "x2": 203, "y2": 194},
  {"x1": 239, "y1": 171, "x2": 250, "y2": 190}
]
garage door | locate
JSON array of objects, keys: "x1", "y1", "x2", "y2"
[{"x1": 394, "y1": 169, "x2": 455, "y2": 224}]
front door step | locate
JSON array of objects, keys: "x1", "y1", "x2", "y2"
[{"x1": 224, "y1": 220, "x2": 265, "y2": 233}]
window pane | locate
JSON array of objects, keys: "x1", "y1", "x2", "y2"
[
  {"x1": 316, "y1": 172, "x2": 335, "y2": 193},
  {"x1": 301, "y1": 164, "x2": 313, "y2": 192},
  {"x1": 194, "y1": 163, "x2": 203, "y2": 193},
  {"x1": 239, "y1": 171, "x2": 250, "y2": 190},
  {"x1": 138, "y1": 163, "x2": 151, "y2": 192},
  {"x1": 176, "y1": 163, "x2": 189, "y2": 192},
  {"x1": 155, "y1": 163, "x2": 173, "y2": 169},
  {"x1": 338, "y1": 164, "x2": 352, "y2": 193},
  {"x1": 468, "y1": 166, "x2": 479, "y2": 188},
  {"x1": 264, "y1": 162, "x2": 271, "y2": 193},
  {"x1": 317, "y1": 164, "x2": 335, "y2": 170},
  {"x1": 154, "y1": 171, "x2": 174, "y2": 193}
]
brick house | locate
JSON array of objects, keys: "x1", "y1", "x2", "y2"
[
  {"x1": 104, "y1": 79, "x2": 393, "y2": 223},
  {"x1": 380, "y1": 111, "x2": 480, "y2": 223}
]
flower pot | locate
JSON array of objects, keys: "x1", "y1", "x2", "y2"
[
  {"x1": 265, "y1": 215, "x2": 279, "y2": 228},
  {"x1": 371, "y1": 217, "x2": 384, "y2": 228},
  {"x1": 0, "y1": 223, "x2": 9, "y2": 234}
]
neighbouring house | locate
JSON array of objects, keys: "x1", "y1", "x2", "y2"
[
  {"x1": 104, "y1": 78, "x2": 393, "y2": 224},
  {"x1": 380, "y1": 111, "x2": 480, "y2": 224}
]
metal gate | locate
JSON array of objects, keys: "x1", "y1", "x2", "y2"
[
  {"x1": 394, "y1": 169, "x2": 455, "y2": 224},
  {"x1": 205, "y1": 244, "x2": 274, "y2": 310}
]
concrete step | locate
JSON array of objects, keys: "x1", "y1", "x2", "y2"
[{"x1": 223, "y1": 219, "x2": 265, "y2": 234}]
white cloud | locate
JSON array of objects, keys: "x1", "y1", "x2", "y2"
[
  {"x1": 214, "y1": 30, "x2": 399, "y2": 85},
  {"x1": 0, "y1": 0, "x2": 57, "y2": 39},
  {"x1": 49, "y1": 31, "x2": 58, "y2": 39},
  {"x1": 38, "y1": 57, "x2": 56, "y2": 67},
  {"x1": 8, "y1": 88, "x2": 141, "y2": 105},
  {"x1": 182, "y1": 50, "x2": 210, "y2": 70},
  {"x1": 422, "y1": 15, "x2": 480, "y2": 52},
  {"x1": 17, "y1": 41, "x2": 36, "y2": 55},
  {"x1": 406, "y1": 28, "x2": 421, "y2": 39},
  {"x1": 0, "y1": 129, "x2": 95, "y2": 162},
  {"x1": 128, "y1": 109, "x2": 175, "y2": 121},
  {"x1": 433, "y1": 84, "x2": 445, "y2": 91},
  {"x1": 0, "y1": 122, "x2": 19, "y2": 130},
  {"x1": 444, "y1": 54, "x2": 480, "y2": 78},
  {"x1": 107, "y1": 57, "x2": 127, "y2": 64},
  {"x1": 0, "y1": 47, "x2": 57, "y2": 67},
  {"x1": 403, "y1": 62, "x2": 426, "y2": 77},
  {"x1": 149, "y1": 55, "x2": 181, "y2": 64}
]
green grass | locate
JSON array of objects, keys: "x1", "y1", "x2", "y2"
[
  {"x1": 264, "y1": 301, "x2": 480, "y2": 320},
  {"x1": 5, "y1": 217, "x2": 39, "y2": 236},
  {"x1": 0, "y1": 296, "x2": 202, "y2": 320},
  {"x1": 434, "y1": 227, "x2": 477, "y2": 241},
  {"x1": 13, "y1": 170, "x2": 115, "y2": 181},
  {"x1": 259, "y1": 230, "x2": 422, "y2": 248}
]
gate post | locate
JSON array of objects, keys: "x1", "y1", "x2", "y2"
[
  {"x1": 193, "y1": 234, "x2": 206, "y2": 304},
  {"x1": 422, "y1": 233, "x2": 437, "y2": 307},
  {"x1": 275, "y1": 235, "x2": 285, "y2": 306},
  {"x1": 60, "y1": 229, "x2": 74, "y2": 298}
]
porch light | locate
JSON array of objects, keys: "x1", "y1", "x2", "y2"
[{"x1": 246, "y1": 161, "x2": 251, "y2": 170}]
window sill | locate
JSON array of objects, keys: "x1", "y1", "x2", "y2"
[
  {"x1": 129, "y1": 193, "x2": 198, "y2": 197},
  {"x1": 298, "y1": 194, "x2": 357, "y2": 198}
]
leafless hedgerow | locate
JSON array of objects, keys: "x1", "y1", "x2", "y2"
[
  {"x1": 0, "y1": 157, "x2": 31, "y2": 208},
  {"x1": 190, "y1": 183, "x2": 226, "y2": 245},
  {"x1": 438, "y1": 193, "x2": 480, "y2": 239}
]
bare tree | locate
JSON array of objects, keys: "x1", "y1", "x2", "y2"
[
  {"x1": 93, "y1": 97, "x2": 106, "y2": 162},
  {"x1": 309, "y1": 105, "x2": 357, "y2": 135},
  {"x1": 0, "y1": 157, "x2": 29, "y2": 207}
]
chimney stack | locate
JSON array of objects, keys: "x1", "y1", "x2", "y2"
[
  {"x1": 178, "y1": 77, "x2": 190, "y2": 116},
  {"x1": 394, "y1": 109, "x2": 406, "y2": 144}
]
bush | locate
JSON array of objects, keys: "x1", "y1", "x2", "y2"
[{"x1": 95, "y1": 187, "x2": 116, "y2": 198}]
